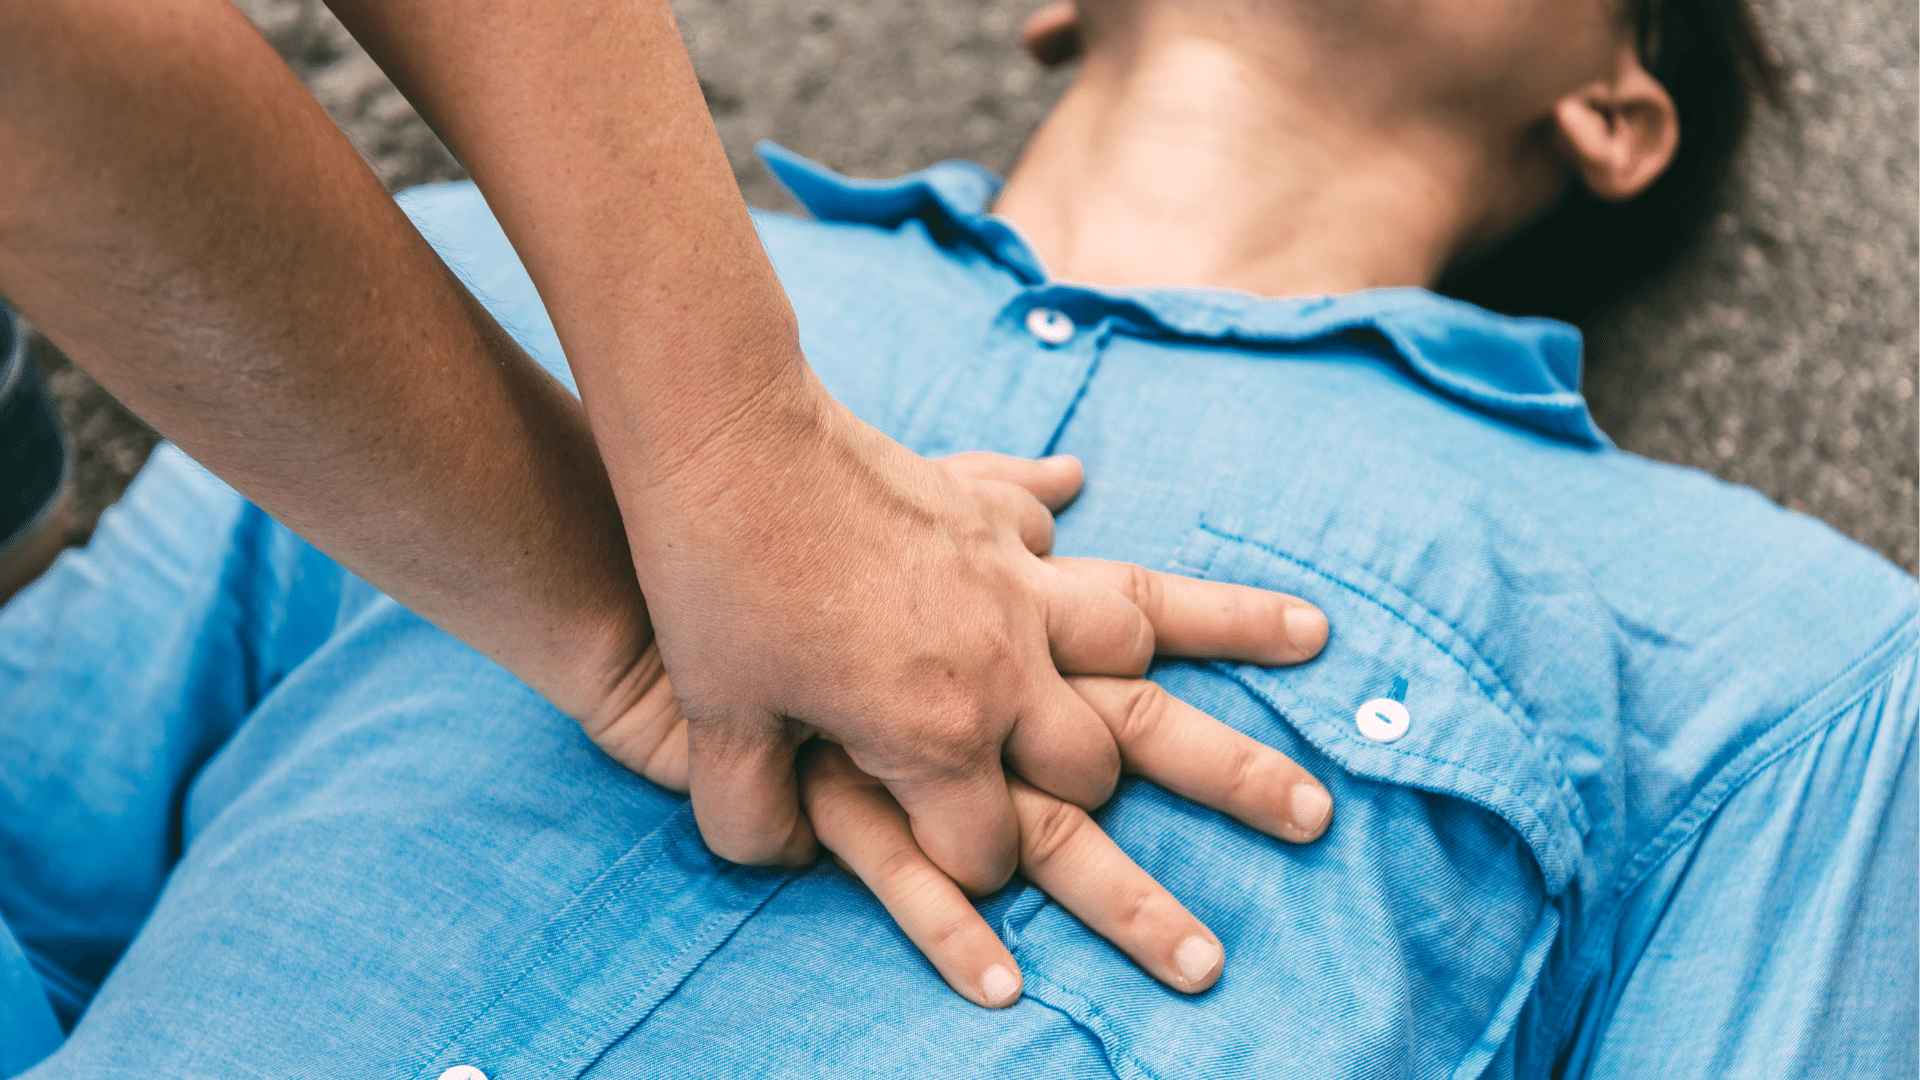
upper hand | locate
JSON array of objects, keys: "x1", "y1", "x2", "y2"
[{"x1": 589, "y1": 376, "x2": 1328, "y2": 896}]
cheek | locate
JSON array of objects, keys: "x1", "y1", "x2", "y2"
[{"x1": 1425, "y1": 0, "x2": 1619, "y2": 93}]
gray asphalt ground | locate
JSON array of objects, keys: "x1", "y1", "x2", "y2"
[{"x1": 35, "y1": 0, "x2": 1919, "y2": 571}]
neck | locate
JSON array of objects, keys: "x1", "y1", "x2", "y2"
[{"x1": 993, "y1": 37, "x2": 1492, "y2": 298}]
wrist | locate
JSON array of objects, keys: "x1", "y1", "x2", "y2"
[
  {"x1": 536, "y1": 592, "x2": 661, "y2": 727},
  {"x1": 640, "y1": 341, "x2": 837, "y2": 498}
]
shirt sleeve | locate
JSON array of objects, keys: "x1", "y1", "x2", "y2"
[{"x1": 1577, "y1": 642, "x2": 1918, "y2": 1078}]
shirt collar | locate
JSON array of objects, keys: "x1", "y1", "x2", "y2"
[{"x1": 760, "y1": 142, "x2": 1607, "y2": 448}]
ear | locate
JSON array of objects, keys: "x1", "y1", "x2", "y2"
[
  {"x1": 1021, "y1": 2, "x2": 1083, "y2": 67},
  {"x1": 1551, "y1": 42, "x2": 1679, "y2": 201}
]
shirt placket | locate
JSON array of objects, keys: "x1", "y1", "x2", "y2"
[{"x1": 899, "y1": 285, "x2": 1111, "y2": 461}]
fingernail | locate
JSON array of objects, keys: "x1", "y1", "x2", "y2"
[
  {"x1": 981, "y1": 963, "x2": 1021, "y2": 1007},
  {"x1": 1284, "y1": 605, "x2": 1329, "y2": 657},
  {"x1": 1290, "y1": 782, "x2": 1333, "y2": 838},
  {"x1": 1173, "y1": 936, "x2": 1222, "y2": 988}
]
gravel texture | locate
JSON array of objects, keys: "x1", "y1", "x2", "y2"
[{"x1": 34, "y1": 0, "x2": 1919, "y2": 571}]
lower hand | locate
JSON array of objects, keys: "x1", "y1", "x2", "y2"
[
  {"x1": 799, "y1": 677, "x2": 1324, "y2": 1008},
  {"x1": 576, "y1": 582, "x2": 1334, "y2": 1009}
]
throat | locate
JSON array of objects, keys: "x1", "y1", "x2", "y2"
[{"x1": 991, "y1": 46, "x2": 1479, "y2": 300}]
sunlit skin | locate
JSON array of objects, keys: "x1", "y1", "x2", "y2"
[{"x1": 1000, "y1": 0, "x2": 1678, "y2": 297}]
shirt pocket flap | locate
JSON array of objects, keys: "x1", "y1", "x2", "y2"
[{"x1": 1172, "y1": 518, "x2": 1589, "y2": 895}]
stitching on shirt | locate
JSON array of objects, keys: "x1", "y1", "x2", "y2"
[
  {"x1": 1018, "y1": 969, "x2": 1168, "y2": 1080},
  {"x1": 421, "y1": 813, "x2": 791, "y2": 1075},
  {"x1": 1194, "y1": 521, "x2": 1588, "y2": 837},
  {"x1": 1541, "y1": 619, "x2": 1918, "y2": 1052},
  {"x1": 569, "y1": 877, "x2": 799, "y2": 1078},
  {"x1": 1195, "y1": 526, "x2": 1573, "y2": 844},
  {"x1": 1453, "y1": 903, "x2": 1564, "y2": 1080},
  {"x1": 1609, "y1": 618, "x2": 1917, "y2": 902},
  {"x1": 1196, "y1": 521, "x2": 1531, "y2": 733},
  {"x1": 1210, "y1": 659, "x2": 1570, "y2": 884},
  {"x1": 1039, "y1": 324, "x2": 1112, "y2": 459},
  {"x1": 421, "y1": 831, "x2": 666, "y2": 1069}
]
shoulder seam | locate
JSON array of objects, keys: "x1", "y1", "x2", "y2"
[
  {"x1": 1607, "y1": 612, "x2": 1918, "y2": 905},
  {"x1": 1543, "y1": 616, "x2": 1918, "y2": 1047},
  {"x1": 1543, "y1": 616, "x2": 1918, "y2": 1049}
]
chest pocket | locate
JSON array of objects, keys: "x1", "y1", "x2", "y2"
[
  {"x1": 1002, "y1": 489, "x2": 1615, "y2": 1080},
  {"x1": 1176, "y1": 517, "x2": 1591, "y2": 892}
]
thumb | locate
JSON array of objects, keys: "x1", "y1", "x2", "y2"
[{"x1": 686, "y1": 710, "x2": 817, "y2": 867}]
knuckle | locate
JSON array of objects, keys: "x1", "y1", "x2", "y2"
[
  {"x1": 707, "y1": 827, "x2": 784, "y2": 867},
  {"x1": 1021, "y1": 798, "x2": 1089, "y2": 868},
  {"x1": 978, "y1": 624, "x2": 1021, "y2": 668},
  {"x1": 925, "y1": 910, "x2": 980, "y2": 955},
  {"x1": 1112, "y1": 680, "x2": 1170, "y2": 746},
  {"x1": 1120, "y1": 562, "x2": 1162, "y2": 616},
  {"x1": 1027, "y1": 506, "x2": 1056, "y2": 550},
  {"x1": 958, "y1": 843, "x2": 1020, "y2": 896},
  {"x1": 875, "y1": 844, "x2": 934, "y2": 893},
  {"x1": 635, "y1": 722, "x2": 688, "y2": 785},
  {"x1": 1125, "y1": 612, "x2": 1156, "y2": 672},
  {"x1": 1223, "y1": 742, "x2": 1263, "y2": 800},
  {"x1": 1115, "y1": 885, "x2": 1159, "y2": 937},
  {"x1": 907, "y1": 690, "x2": 1001, "y2": 774},
  {"x1": 924, "y1": 715, "x2": 1000, "y2": 779},
  {"x1": 1057, "y1": 729, "x2": 1122, "y2": 809},
  {"x1": 1234, "y1": 591, "x2": 1279, "y2": 644},
  {"x1": 1092, "y1": 743, "x2": 1122, "y2": 805},
  {"x1": 975, "y1": 480, "x2": 1023, "y2": 522}
]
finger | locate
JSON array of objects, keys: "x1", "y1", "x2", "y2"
[
  {"x1": 584, "y1": 708, "x2": 691, "y2": 792},
  {"x1": 1004, "y1": 680, "x2": 1122, "y2": 809},
  {"x1": 1042, "y1": 562, "x2": 1156, "y2": 675},
  {"x1": 881, "y1": 755, "x2": 1021, "y2": 897},
  {"x1": 938, "y1": 451, "x2": 1084, "y2": 512},
  {"x1": 578, "y1": 663, "x2": 691, "y2": 792},
  {"x1": 685, "y1": 710, "x2": 817, "y2": 867},
  {"x1": 1010, "y1": 780, "x2": 1224, "y2": 993},
  {"x1": 976, "y1": 480, "x2": 1055, "y2": 556},
  {"x1": 637, "y1": 714, "x2": 689, "y2": 793},
  {"x1": 1075, "y1": 675, "x2": 1333, "y2": 842},
  {"x1": 801, "y1": 744, "x2": 1024, "y2": 1009},
  {"x1": 1051, "y1": 557, "x2": 1329, "y2": 665},
  {"x1": 1021, "y1": 1, "x2": 1083, "y2": 67}
]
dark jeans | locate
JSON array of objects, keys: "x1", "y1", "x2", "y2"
[{"x1": 0, "y1": 303, "x2": 67, "y2": 549}]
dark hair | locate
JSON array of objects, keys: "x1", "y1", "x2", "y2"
[{"x1": 1440, "y1": 0, "x2": 1782, "y2": 324}]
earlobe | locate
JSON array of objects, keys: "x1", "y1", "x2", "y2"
[{"x1": 1551, "y1": 49, "x2": 1679, "y2": 202}]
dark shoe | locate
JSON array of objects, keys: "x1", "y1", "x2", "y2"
[{"x1": 0, "y1": 304, "x2": 72, "y2": 601}]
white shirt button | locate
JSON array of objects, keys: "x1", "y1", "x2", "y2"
[
  {"x1": 1355, "y1": 697, "x2": 1411, "y2": 743},
  {"x1": 437, "y1": 1067, "x2": 488, "y2": 1080},
  {"x1": 1024, "y1": 306, "x2": 1076, "y2": 346}
]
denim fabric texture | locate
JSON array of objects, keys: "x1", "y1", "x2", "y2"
[{"x1": 1, "y1": 147, "x2": 1914, "y2": 1078}]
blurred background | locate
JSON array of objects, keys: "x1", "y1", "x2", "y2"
[{"x1": 32, "y1": 0, "x2": 1918, "y2": 570}]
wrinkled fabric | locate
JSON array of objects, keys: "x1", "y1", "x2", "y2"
[{"x1": 1, "y1": 149, "x2": 1914, "y2": 1078}]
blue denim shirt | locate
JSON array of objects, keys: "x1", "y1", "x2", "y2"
[{"x1": 2, "y1": 148, "x2": 1914, "y2": 1078}]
